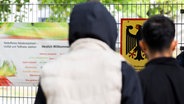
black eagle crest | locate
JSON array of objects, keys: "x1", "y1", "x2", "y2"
[{"x1": 126, "y1": 24, "x2": 144, "y2": 61}]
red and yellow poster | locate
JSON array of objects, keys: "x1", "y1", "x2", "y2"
[{"x1": 120, "y1": 18, "x2": 147, "y2": 71}]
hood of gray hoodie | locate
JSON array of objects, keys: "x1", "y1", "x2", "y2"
[{"x1": 69, "y1": 2, "x2": 118, "y2": 50}]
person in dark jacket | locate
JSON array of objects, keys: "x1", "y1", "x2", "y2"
[
  {"x1": 35, "y1": 1, "x2": 143, "y2": 104},
  {"x1": 176, "y1": 51, "x2": 184, "y2": 67},
  {"x1": 139, "y1": 15, "x2": 184, "y2": 104}
]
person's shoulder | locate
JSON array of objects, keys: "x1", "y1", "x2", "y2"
[
  {"x1": 41, "y1": 54, "x2": 69, "y2": 73},
  {"x1": 138, "y1": 62, "x2": 158, "y2": 74},
  {"x1": 139, "y1": 67, "x2": 149, "y2": 74},
  {"x1": 177, "y1": 51, "x2": 184, "y2": 59},
  {"x1": 176, "y1": 52, "x2": 184, "y2": 67},
  {"x1": 138, "y1": 66, "x2": 153, "y2": 80},
  {"x1": 103, "y1": 50, "x2": 126, "y2": 63},
  {"x1": 121, "y1": 61, "x2": 137, "y2": 75},
  {"x1": 121, "y1": 61, "x2": 141, "y2": 86},
  {"x1": 139, "y1": 66, "x2": 149, "y2": 73},
  {"x1": 41, "y1": 58, "x2": 61, "y2": 72},
  {"x1": 174, "y1": 64, "x2": 184, "y2": 74}
]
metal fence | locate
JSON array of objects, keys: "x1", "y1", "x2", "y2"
[
  {"x1": 0, "y1": 86, "x2": 37, "y2": 104},
  {"x1": 0, "y1": 3, "x2": 184, "y2": 104}
]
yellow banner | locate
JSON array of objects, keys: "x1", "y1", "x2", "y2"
[{"x1": 120, "y1": 19, "x2": 147, "y2": 71}]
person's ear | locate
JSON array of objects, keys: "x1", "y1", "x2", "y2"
[
  {"x1": 139, "y1": 40, "x2": 147, "y2": 53},
  {"x1": 170, "y1": 40, "x2": 177, "y2": 51}
]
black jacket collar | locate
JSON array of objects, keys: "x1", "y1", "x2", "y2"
[{"x1": 146, "y1": 57, "x2": 176, "y2": 67}]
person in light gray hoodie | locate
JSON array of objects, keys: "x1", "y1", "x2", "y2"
[{"x1": 34, "y1": 1, "x2": 143, "y2": 104}]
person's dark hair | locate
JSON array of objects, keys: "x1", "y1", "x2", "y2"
[{"x1": 142, "y1": 15, "x2": 175, "y2": 52}]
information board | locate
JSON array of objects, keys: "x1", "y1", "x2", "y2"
[{"x1": 0, "y1": 23, "x2": 69, "y2": 86}]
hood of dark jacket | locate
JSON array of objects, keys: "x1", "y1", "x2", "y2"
[{"x1": 69, "y1": 1, "x2": 118, "y2": 50}]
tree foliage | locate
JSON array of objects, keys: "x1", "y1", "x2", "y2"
[
  {"x1": 0, "y1": 0, "x2": 30, "y2": 22},
  {"x1": 38, "y1": 0, "x2": 184, "y2": 22},
  {"x1": 1, "y1": 0, "x2": 184, "y2": 22}
]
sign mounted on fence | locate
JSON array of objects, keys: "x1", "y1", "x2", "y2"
[
  {"x1": 0, "y1": 23, "x2": 69, "y2": 86},
  {"x1": 120, "y1": 18, "x2": 147, "y2": 71}
]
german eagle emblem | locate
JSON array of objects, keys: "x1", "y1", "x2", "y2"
[{"x1": 126, "y1": 24, "x2": 145, "y2": 61}]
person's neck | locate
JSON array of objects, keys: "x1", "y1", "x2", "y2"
[{"x1": 147, "y1": 51, "x2": 172, "y2": 61}]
